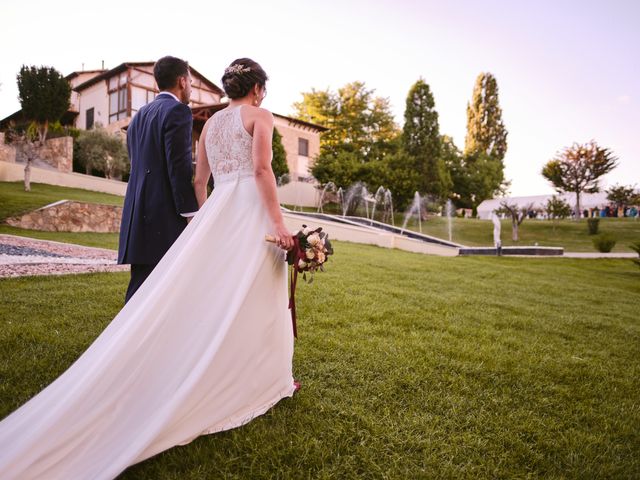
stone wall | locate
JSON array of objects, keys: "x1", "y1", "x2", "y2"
[
  {"x1": 15, "y1": 136, "x2": 73, "y2": 172},
  {"x1": 5, "y1": 200, "x2": 122, "y2": 233},
  {"x1": 0, "y1": 133, "x2": 16, "y2": 163}
]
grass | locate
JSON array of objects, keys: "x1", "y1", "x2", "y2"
[
  {"x1": 3, "y1": 182, "x2": 638, "y2": 253},
  {"x1": 404, "y1": 216, "x2": 640, "y2": 252},
  {"x1": 1, "y1": 241, "x2": 639, "y2": 478},
  {"x1": 0, "y1": 181, "x2": 124, "y2": 220},
  {"x1": 0, "y1": 224, "x2": 120, "y2": 250},
  {"x1": 292, "y1": 202, "x2": 640, "y2": 253},
  {"x1": 0, "y1": 181, "x2": 123, "y2": 249}
]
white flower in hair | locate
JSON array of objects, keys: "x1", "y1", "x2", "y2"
[{"x1": 224, "y1": 64, "x2": 251, "y2": 75}]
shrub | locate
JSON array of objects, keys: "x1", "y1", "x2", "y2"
[
  {"x1": 587, "y1": 217, "x2": 600, "y2": 235},
  {"x1": 593, "y1": 233, "x2": 616, "y2": 253}
]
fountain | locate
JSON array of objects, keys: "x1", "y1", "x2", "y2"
[
  {"x1": 370, "y1": 186, "x2": 395, "y2": 226},
  {"x1": 317, "y1": 182, "x2": 337, "y2": 213},
  {"x1": 491, "y1": 212, "x2": 502, "y2": 255},
  {"x1": 445, "y1": 199, "x2": 454, "y2": 243},
  {"x1": 342, "y1": 182, "x2": 371, "y2": 218},
  {"x1": 401, "y1": 191, "x2": 424, "y2": 234}
]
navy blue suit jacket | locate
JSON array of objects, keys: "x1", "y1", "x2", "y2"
[{"x1": 118, "y1": 94, "x2": 198, "y2": 265}]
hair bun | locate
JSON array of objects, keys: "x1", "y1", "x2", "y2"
[{"x1": 221, "y1": 58, "x2": 268, "y2": 99}]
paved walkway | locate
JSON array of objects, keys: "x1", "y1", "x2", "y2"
[
  {"x1": 0, "y1": 234, "x2": 128, "y2": 278},
  {"x1": 563, "y1": 252, "x2": 637, "y2": 258},
  {"x1": 0, "y1": 234, "x2": 635, "y2": 279}
]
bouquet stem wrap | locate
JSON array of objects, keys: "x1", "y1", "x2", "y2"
[
  {"x1": 265, "y1": 226, "x2": 333, "y2": 340},
  {"x1": 288, "y1": 236, "x2": 305, "y2": 338}
]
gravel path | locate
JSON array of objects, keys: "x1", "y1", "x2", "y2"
[{"x1": 0, "y1": 235, "x2": 129, "y2": 278}]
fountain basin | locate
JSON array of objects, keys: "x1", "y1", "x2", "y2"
[{"x1": 458, "y1": 246, "x2": 564, "y2": 256}]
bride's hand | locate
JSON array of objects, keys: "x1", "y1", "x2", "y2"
[{"x1": 273, "y1": 223, "x2": 294, "y2": 251}]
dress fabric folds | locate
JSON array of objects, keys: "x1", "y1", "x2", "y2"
[{"x1": 0, "y1": 105, "x2": 295, "y2": 479}]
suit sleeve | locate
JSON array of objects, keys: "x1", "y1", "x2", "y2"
[{"x1": 163, "y1": 103, "x2": 199, "y2": 215}]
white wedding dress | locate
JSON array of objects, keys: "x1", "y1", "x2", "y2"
[{"x1": 0, "y1": 105, "x2": 296, "y2": 479}]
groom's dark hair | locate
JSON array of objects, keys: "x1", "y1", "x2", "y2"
[{"x1": 154, "y1": 56, "x2": 189, "y2": 90}]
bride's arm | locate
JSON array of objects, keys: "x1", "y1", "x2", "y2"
[
  {"x1": 252, "y1": 109, "x2": 293, "y2": 250},
  {"x1": 194, "y1": 120, "x2": 212, "y2": 209}
]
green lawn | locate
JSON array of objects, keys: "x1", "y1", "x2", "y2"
[
  {"x1": 0, "y1": 181, "x2": 124, "y2": 220},
  {"x1": 1, "y1": 241, "x2": 638, "y2": 479},
  {"x1": 291, "y1": 202, "x2": 640, "y2": 253},
  {"x1": 1, "y1": 182, "x2": 638, "y2": 253},
  {"x1": 0, "y1": 181, "x2": 123, "y2": 249},
  {"x1": 405, "y1": 216, "x2": 640, "y2": 253}
]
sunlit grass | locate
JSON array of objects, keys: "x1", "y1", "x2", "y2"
[{"x1": 1, "y1": 241, "x2": 638, "y2": 478}]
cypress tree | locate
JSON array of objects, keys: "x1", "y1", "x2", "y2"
[{"x1": 402, "y1": 79, "x2": 449, "y2": 199}]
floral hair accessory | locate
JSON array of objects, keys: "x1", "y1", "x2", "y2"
[{"x1": 224, "y1": 64, "x2": 251, "y2": 75}]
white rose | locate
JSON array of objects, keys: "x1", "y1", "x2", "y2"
[
  {"x1": 307, "y1": 233, "x2": 321, "y2": 246},
  {"x1": 298, "y1": 259, "x2": 307, "y2": 269},
  {"x1": 305, "y1": 249, "x2": 316, "y2": 259}
]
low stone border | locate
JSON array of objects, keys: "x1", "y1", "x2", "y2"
[{"x1": 5, "y1": 200, "x2": 122, "y2": 233}]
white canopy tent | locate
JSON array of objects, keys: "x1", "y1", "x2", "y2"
[{"x1": 476, "y1": 192, "x2": 609, "y2": 220}]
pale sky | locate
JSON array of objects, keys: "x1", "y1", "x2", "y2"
[{"x1": 1, "y1": 0, "x2": 638, "y2": 196}]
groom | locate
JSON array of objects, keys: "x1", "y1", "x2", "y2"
[{"x1": 118, "y1": 56, "x2": 199, "y2": 303}]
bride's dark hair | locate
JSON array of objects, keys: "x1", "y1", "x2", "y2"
[{"x1": 221, "y1": 58, "x2": 268, "y2": 99}]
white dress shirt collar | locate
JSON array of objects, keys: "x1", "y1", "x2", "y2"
[{"x1": 157, "y1": 91, "x2": 180, "y2": 103}]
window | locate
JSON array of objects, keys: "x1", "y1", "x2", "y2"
[
  {"x1": 86, "y1": 107, "x2": 94, "y2": 130},
  {"x1": 131, "y1": 87, "x2": 157, "y2": 113},
  {"x1": 298, "y1": 138, "x2": 309, "y2": 157},
  {"x1": 108, "y1": 72, "x2": 129, "y2": 124}
]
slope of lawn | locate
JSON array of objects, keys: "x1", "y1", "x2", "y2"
[{"x1": 1, "y1": 241, "x2": 638, "y2": 478}]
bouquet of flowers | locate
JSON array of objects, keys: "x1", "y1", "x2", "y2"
[
  {"x1": 265, "y1": 225, "x2": 333, "y2": 337},
  {"x1": 288, "y1": 225, "x2": 333, "y2": 280}
]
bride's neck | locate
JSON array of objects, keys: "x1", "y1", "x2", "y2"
[{"x1": 228, "y1": 98, "x2": 253, "y2": 108}]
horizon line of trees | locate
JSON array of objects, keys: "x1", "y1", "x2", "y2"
[
  {"x1": 11, "y1": 64, "x2": 627, "y2": 215},
  {"x1": 294, "y1": 72, "x2": 509, "y2": 212}
]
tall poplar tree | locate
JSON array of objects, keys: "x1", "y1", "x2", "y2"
[
  {"x1": 464, "y1": 72, "x2": 508, "y2": 161},
  {"x1": 402, "y1": 79, "x2": 450, "y2": 199},
  {"x1": 460, "y1": 72, "x2": 509, "y2": 209}
]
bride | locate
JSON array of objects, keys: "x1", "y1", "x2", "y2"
[{"x1": 0, "y1": 58, "x2": 298, "y2": 479}]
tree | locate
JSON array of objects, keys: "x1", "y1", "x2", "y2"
[
  {"x1": 16, "y1": 65, "x2": 70, "y2": 145},
  {"x1": 462, "y1": 73, "x2": 508, "y2": 207},
  {"x1": 542, "y1": 140, "x2": 618, "y2": 219},
  {"x1": 606, "y1": 184, "x2": 637, "y2": 209},
  {"x1": 545, "y1": 195, "x2": 572, "y2": 231},
  {"x1": 497, "y1": 200, "x2": 534, "y2": 241},
  {"x1": 402, "y1": 79, "x2": 450, "y2": 199},
  {"x1": 271, "y1": 128, "x2": 289, "y2": 184},
  {"x1": 293, "y1": 81, "x2": 398, "y2": 163},
  {"x1": 464, "y1": 72, "x2": 508, "y2": 161},
  {"x1": 310, "y1": 150, "x2": 362, "y2": 192},
  {"x1": 450, "y1": 150, "x2": 507, "y2": 212},
  {"x1": 363, "y1": 152, "x2": 422, "y2": 211},
  {"x1": 75, "y1": 126, "x2": 129, "y2": 180}
]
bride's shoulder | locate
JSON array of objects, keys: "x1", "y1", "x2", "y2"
[{"x1": 250, "y1": 106, "x2": 273, "y2": 124}]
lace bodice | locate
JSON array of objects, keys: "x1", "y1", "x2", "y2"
[{"x1": 205, "y1": 106, "x2": 254, "y2": 183}]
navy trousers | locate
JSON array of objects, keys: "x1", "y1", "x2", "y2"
[{"x1": 125, "y1": 264, "x2": 156, "y2": 304}]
